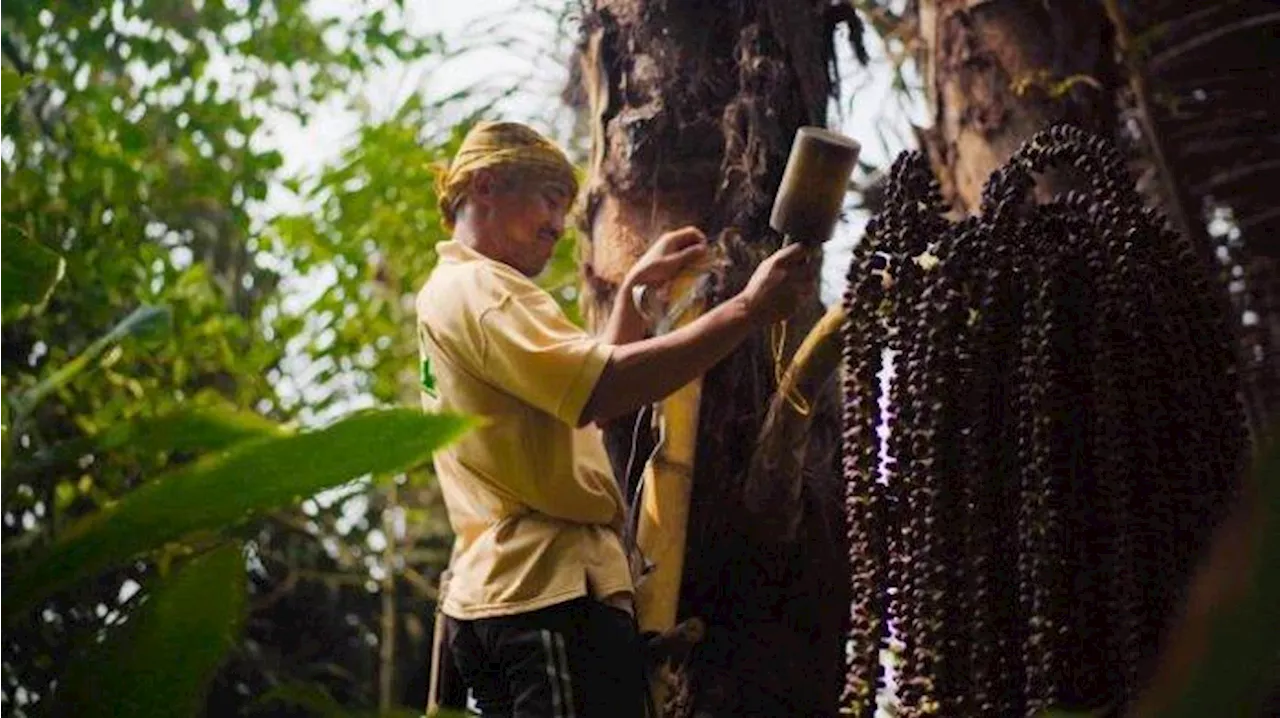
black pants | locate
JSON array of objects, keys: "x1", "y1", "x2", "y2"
[{"x1": 446, "y1": 598, "x2": 647, "y2": 718}]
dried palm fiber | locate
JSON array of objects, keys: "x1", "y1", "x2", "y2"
[{"x1": 840, "y1": 124, "x2": 1248, "y2": 717}]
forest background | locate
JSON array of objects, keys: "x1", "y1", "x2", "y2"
[{"x1": 2, "y1": 1, "x2": 1274, "y2": 717}]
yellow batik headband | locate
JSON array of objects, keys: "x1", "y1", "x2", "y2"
[{"x1": 435, "y1": 121, "x2": 579, "y2": 229}]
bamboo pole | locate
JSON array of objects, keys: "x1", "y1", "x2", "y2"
[{"x1": 634, "y1": 272, "x2": 707, "y2": 712}]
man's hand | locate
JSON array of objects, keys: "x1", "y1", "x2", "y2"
[
  {"x1": 581, "y1": 240, "x2": 820, "y2": 427},
  {"x1": 627, "y1": 226, "x2": 712, "y2": 289},
  {"x1": 739, "y1": 243, "x2": 819, "y2": 325},
  {"x1": 600, "y1": 227, "x2": 712, "y2": 349}
]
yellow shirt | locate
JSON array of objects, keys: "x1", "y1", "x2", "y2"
[{"x1": 416, "y1": 240, "x2": 632, "y2": 619}]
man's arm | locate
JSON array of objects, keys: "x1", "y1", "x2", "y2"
[
  {"x1": 579, "y1": 242, "x2": 814, "y2": 426},
  {"x1": 598, "y1": 272, "x2": 648, "y2": 347},
  {"x1": 580, "y1": 293, "x2": 757, "y2": 426}
]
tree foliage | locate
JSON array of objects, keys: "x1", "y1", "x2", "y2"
[
  {"x1": 0, "y1": 2, "x2": 529, "y2": 716},
  {"x1": 4, "y1": 1, "x2": 1276, "y2": 716}
]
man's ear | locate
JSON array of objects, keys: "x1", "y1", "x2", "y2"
[{"x1": 471, "y1": 169, "x2": 496, "y2": 199}]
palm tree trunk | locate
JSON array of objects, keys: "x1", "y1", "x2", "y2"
[
  {"x1": 574, "y1": 1, "x2": 851, "y2": 714},
  {"x1": 916, "y1": 0, "x2": 1119, "y2": 212}
]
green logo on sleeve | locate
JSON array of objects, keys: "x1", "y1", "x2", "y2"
[{"x1": 420, "y1": 356, "x2": 438, "y2": 398}]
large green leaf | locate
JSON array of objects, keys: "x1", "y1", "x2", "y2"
[
  {"x1": 4, "y1": 405, "x2": 280, "y2": 489},
  {"x1": 5, "y1": 408, "x2": 473, "y2": 618},
  {"x1": 96, "y1": 404, "x2": 284, "y2": 456},
  {"x1": 1, "y1": 223, "x2": 66, "y2": 323},
  {"x1": 56, "y1": 543, "x2": 247, "y2": 718},
  {"x1": 8, "y1": 304, "x2": 172, "y2": 418}
]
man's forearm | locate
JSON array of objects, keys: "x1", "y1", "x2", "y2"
[
  {"x1": 598, "y1": 273, "x2": 648, "y2": 347},
  {"x1": 580, "y1": 293, "x2": 758, "y2": 425}
]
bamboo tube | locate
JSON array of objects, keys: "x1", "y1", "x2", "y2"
[{"x1": 634, "y1": 271, "x2": 706, "y2": 712}]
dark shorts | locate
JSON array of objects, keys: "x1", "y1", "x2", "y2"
[{"x1": 445, "y1": 597, "x2": 648, "y2": 718}]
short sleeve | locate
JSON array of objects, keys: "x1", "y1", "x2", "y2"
[{"x1": 477, "y1": 289, "x2": 612, "y2": 425}]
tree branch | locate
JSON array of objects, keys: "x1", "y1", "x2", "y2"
[{"x1": 1148, "y1": 10, "x2": 1280, "y2": 72}]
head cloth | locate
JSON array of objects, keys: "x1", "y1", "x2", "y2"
[{"x1": 436, "y1": 121, "x2": 578, "y2": 228}]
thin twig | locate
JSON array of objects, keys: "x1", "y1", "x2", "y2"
[
  {"x1": 1148, "y1": 10, "x2": 1280, "y2": 72},
  {"x1": 378, "y1": 483, "x2": 399, "y2": 713},
  {"x1": 1240, "y1": 206, "x2": 1280, "y2": 233},
  {"x1": 1167, "y1": 112, "x2": 1271, "y2": 144},
  {"x1": 1190, "y1": 160, "x2": 1280, "y2": 195},
  {"x1": 1131, "y1": 2, "x2": 1243, "y2": 56},
  {"x1": 400, "y1": 565, "x2": 440, "y2": 600}
]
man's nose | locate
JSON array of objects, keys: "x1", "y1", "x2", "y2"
[{"x1": 548, "y1": 214, "x2": 565, "y2": 238}]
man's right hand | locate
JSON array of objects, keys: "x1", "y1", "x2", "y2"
[{"x1": 739, "y1": 243, "x2": 818, "y2": 324}]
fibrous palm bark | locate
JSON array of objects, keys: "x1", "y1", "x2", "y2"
[{"x1": 571, "y1": 1, "x2": 858, "y2": 714}]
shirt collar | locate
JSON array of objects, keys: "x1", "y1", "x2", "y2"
[
  {"x1": 436, "y1": 240, "x2": 534, "y2": 286},
  {"x1": 436, "y1": 240, "x2": 485, "y2": 265}
]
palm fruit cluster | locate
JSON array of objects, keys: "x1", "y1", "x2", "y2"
[{"x1": 839, "y1": 124, "x2": 1248, "y2": 717}]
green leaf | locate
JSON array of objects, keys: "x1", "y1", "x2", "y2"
[
  {"x1": 0, "y1": 405, "x2": 266, "y2": 491},
  {"x1": 1, "y1": 223, "x2": 66, "y2": 323},
  {"x1": 9, "y1": 304, "x2": 172, "y2": 418},
  {"x1": 251, "y1": 680, "x2": 457, "y2": 718},
  {"x1": 1, "y1": 400, "x2": 11, "y2": 468},
  {"x1": 96, "y1": 404, "x2": 283, "y2": 457},
  {"x1": 1, "y1": 66, "x2": 32, "y2": 115},
  {"x1": 56, "y1": 543, "x2": 247, "y2": 718},
  {"x1": 4, "y1": 408, "x2": 472, "y2": 619},
  {"x1": 249, "y1": 682, "x2": 346, "y2": 717},
  {"x1": 119, "y1": 122, "x2": 147, "y2": 153},
  {"x1": 102, "y1": 303, "x2": 173, "y2": 344}
]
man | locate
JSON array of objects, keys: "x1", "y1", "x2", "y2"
[{"x1": 418, "y1": 121, "x2": 814, "y2": 717}]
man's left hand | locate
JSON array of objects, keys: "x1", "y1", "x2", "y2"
[{"x1": 627, "y1": 226, "x2": 712, "y2": 288}]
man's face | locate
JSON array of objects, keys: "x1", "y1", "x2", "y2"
[{"x1": 489, "y1": 176, "x2": 572, "y2": 277}]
